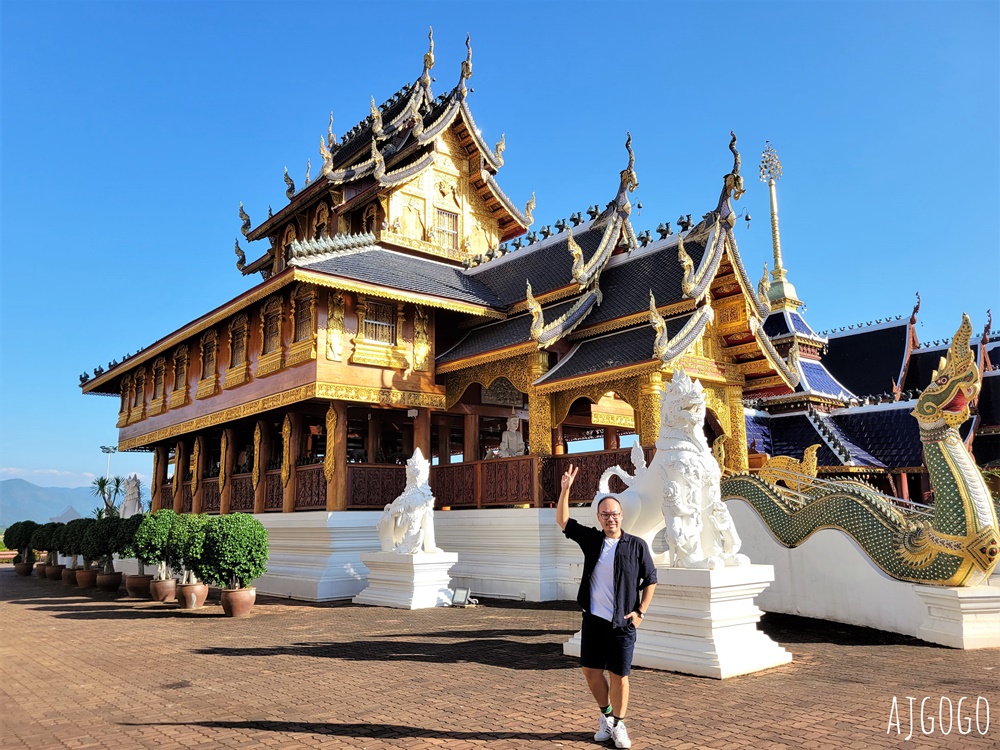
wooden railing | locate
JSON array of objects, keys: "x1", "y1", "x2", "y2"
[
  {"x1": 295, "y1": 464, "x2": 327, "y2": 510},
  {"x1": 230, "y1": 474, "x2": 254, "y2": 511},
  {"x1": 346, "y1": 464, "x2": 407, "y2": 509},
  {"x1": 551, "y1": 447, "x2": 653, "y2": 504},
  {"x1": 180, "y1": 482, "x2": 193, "y2": 513},
  {"x1": 478, "y1": 455, "x2": 537, "y2": 507},
  {"x1": 263, "y1": 470, "x2": 283, "y2": 511},
  {"x1": 202, "y1": 481, "x2": 221, "y2": 514}
]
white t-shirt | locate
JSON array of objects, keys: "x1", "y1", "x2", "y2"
[{"x1": 589, "y1": 536, "x2": 619, "y2": 622}]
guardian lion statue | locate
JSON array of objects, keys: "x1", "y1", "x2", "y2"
[
  {"x1": 594, "y1": 368, "x2": 749, "y2": 568},
  {"x1": 376, "y1": 448, "x2": 443, "y2": 555}
]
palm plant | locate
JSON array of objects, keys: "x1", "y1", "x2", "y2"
[{"x1": 90, "y1": 476, "x2": 121, "y2": 518}]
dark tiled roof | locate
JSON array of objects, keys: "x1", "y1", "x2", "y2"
[
  {"x1": 973, "y1": 433, "x2": 1000, "y2": 466},
  {"x1": 763, "y1": 312, "x2": 790, "y2": 337},
  {"x1": 583, "y1": 236, "x2": 708, "y2": 327},
  {"x1": 815, "y1": 412, "x2": 885, "y2": 468},
  {"x1": 800, "y1": 361, "x2": 855, "y2": 400},
  {"x1": 823, "y1": 323, "x2": 908, "y2": 398},
  {"x1": 468, "y1": 221, "x2": 606, "y2": 307},
  {"x1": 767, "y1": 414, "x2": 842, "y2": 466},
  {"x1": 435, "y1": 299, "x2": 577, "y2": 365},
  {"x1": 745, "y1": 412, "x2": 773, "y2": 455},
  {"x1": 831, "y1": 403, "x2": 923, "y2": 468},
  {"x1": 536, "y1": 324, "x2": 657, "y2": 385},
  {"x1": 301, "y1": 248, "x2": 503, "y2": 308},
  {"x1": 978, "y1": 372, "x2": 1000, "y2": 427}
]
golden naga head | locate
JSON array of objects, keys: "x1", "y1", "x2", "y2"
[{"x1": 912, "y1": 314, "x2": 981, "y2": 428}]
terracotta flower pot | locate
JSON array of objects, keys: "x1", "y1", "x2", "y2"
[
  {"x1": 220, "y1": 587, "x2": 256, "y2": 617},
  {"x1": 96, "y1": 572, "x2": 123, "y2": 593},
  {"x1": 75, "y1": 569, "x2": 98, "y2": 589},
  {"x1": 35, "y1": 562, "x2": 47, "y2": 578},
  {"x1": 176, "y1": 582, "x2": 209, "y2": 610},
  {"x1": 46, "y1": 564, "x2": 66, "y2": 580},
  {"x1": 125, "y1": 574, "x2": 153, "y2": 598},
  {"x1": 62, "y1": 568, "x2": 78, "y2": 585},
  {"x1": 149, "y1": 578, "x2": 178, "y2": 603},
  {"x1": 14, "y1": 562, "x2": 34, "y2": 576}
]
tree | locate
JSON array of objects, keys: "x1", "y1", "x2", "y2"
[
  {"x1": 133, "y1": 510, "x2": 177, "y2": 580},
  {"x1": 81, "y1": 517, "x2": 125, "y2": 574},
  {"x1": 166, "y1": 514, "x2": 209, "y2": 584},
  {"x1": 119, "y1": 513, "x2": 148, "y2": 575},
  {"x1": 3, "y1": 521, "x2": 39, "y2": 564},
  {"x1": 201, "y1": 513, "x2": 268, "y2": 590}
]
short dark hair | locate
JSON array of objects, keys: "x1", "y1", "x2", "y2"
[{"x1": 596, "y1": 496, "x2": 623, "y2": 514}]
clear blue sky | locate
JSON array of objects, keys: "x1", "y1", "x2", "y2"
[{"x1": 2, "y1": 1, "x2": 997, "y2": 488}]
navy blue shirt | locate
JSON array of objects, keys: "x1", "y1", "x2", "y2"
[{"x1": 563, "y1": 518, "x2": 657, "y2": 628}]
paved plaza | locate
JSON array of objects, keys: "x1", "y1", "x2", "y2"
[{"x1": 1, "y1": 568, "x2": 996, "y2": 750}]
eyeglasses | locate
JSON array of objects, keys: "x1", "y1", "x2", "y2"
[{"x1": 598, "y1": 512, "x2": 622, "y2": 520}]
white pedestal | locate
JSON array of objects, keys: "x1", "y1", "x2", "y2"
[
  {"x1": 914, "y1": 584, "x2": 1000, "y2": 649},
  {"x1": 564, "y1": 564, "x2": 792, "y2": 679},
  {"x1": 353, "y1": 551, "x2": 458, "y2": 609}
]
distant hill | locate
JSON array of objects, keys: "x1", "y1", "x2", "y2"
[{"x1": 0, "y1": 479, "x2": 99, "y2": 525}]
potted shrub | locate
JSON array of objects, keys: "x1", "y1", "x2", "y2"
[
  {"x1": 30, "y1": 522, "x2": 58, "y2": 578},
  {"x1": 201, "y1": 513, "x2": 269, "y2": 617},
  {"x1": 46, "y1": 522, "x2": 67, "y2": 579},
  {"x1": 168, "y1": 514, "x2": 210, "y2": 609},
  {"x1": 4, "y1": 521, "x2": 38, "y2": 575},
  {"x1": 61, "y1": 518, "x2": 87, "y2": 585},
  {"x1": 71, "y1": 519, "x2": 99, "y2": 588},
  {"x1": 134, "y1": 509, "x2": 178, "y2": 602},
  {"x1": 120, "y1": 513, "x2": 153, "y2": 598},
  {"x1": 81, "y1": 517, "x2": 125, "y2": 593}
]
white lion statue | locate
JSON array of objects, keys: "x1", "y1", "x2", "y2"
[
  {"x1": 593, "y1": 368, "x2": 749, "y2": 569},
  {"x1": 376, "y1": 448, "x2": 443, "y2": 555}
]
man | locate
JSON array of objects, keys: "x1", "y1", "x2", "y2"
[{"x1": 556, "y1": 463, "x2": 657, "y2": 749}]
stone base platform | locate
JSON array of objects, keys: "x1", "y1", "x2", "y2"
[
  {"x1": 914, "y1": 584, "x2": 1000, "y2": 649},
  {"x1": 353, "y1": 551, "x2": 458, "y2": 609}
]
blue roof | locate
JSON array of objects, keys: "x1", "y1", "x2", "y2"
[
  {"x1": 744, "y1": 412, "x2": 772, "y2": 455},
  {"x1": 800, "y1": 360, "x2": 855, "y2": 400},
  {"x1": 831, "y1": 403, "x2": 923, "y2": 468},
  {"x1": 789, "y1": 312, "x2": 816, "y2": 336}
]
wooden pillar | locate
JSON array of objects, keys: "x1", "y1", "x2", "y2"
[
  {"x1": 553, "y1": 425, "x2": 566, "y2": 455},
  {"x1": 464, "y1": 414, "x2": 480, "y2": 463},
  {"x1": 366, "y1": 413, "x2": 381, "y2": 463},
  {"x1": 603, "y1": 427, "x2": 619, "y2": 451},
  {"x1": 437, "y1": 424, "x2": 451, "y2": 465},
  {"x1": 282, "y1": 413, "x2": 302, "y2": 512},
  {"x1": 191, "y1": 435, "x2": 206, "y2": 514},
  {"x1": 898, "y1": 471, "x2": 910, "y2": 501},
  {"x1": 253, "y1": 420, "x2": 270, "y2": 514},
  {"x1": 172, "y1": 440, "x2": 187, "y2": 513},
  {"x1": 326, "y1": 402, "x2": 348, "y2": 511},
  {"x1": 414, "y1": 409, "x2": 431, "y2": 460},
  {"x1": 220, "y1": 428, "x2": 236, "y2": 514},
  {"x1": 151, "y1": 446, "x2": 168, "y2": 512},
  {"x1": 918, "y1": 470, "x2": 931, "y2": 503},
  {"x1": 637, "y1": 371, "x2": 663, "y2": 447},
  {"x1": 527, "y1": 391, "x2": 553, "y2": 456}
]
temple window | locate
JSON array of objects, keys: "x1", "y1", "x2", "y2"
[
  {"x1": 363, "y1": 300, "x2": 396, "y2": 345},
  {"x1": 117, "y1": 375, "x2": 132, "y2": 427},
  {"x1": 169, "y1": 345, "x2": 189, "y2": 408},
  {"x1": 132, "y1": 368, "x2": 145, "y2": 409},
  {"x1": 152, "y1": 358, "x2": 165, "y2": 400},
  {"x1": 230, "y1": 314, "x2": 248, "y2": 366},
  {"x1": 312, "y1": 203, "x2": 329, "y2": 239},
  {"x1": 195, "y1": 330, "x2": 219, "y2": 399},
  {"x1": 292, "y1": 285, "x2": 315, "y2": 343},
  {"x1": 256, "y1": 296, "x2": 285, "y2": 377},
  {"x1": 436, "y1": 209, "x2": 459, "y2": 251}
]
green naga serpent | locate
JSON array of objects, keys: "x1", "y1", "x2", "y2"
[{"x1": 721, "y1": 314, "x2": 999, "y2": 587}]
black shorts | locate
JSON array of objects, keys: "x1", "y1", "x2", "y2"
[{"x1": 579, "y1": 612, "x2": 636, "y2": 676}]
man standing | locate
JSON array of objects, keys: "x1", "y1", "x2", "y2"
[{"x1": 556, "y1": 464, "x2": 657, "y2": 749}]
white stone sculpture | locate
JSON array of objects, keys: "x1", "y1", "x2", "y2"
[
  {"x1": 376, "y1": 448, "x2": 442, "y2": 555},
  {"x1": 592, "y1": 368, "x2": 748, "y2": 568},
  {"x1": 120, "y1": 475, "x2": 142, "y2": 518},
  {"x1": 495, "y1": 416, "x2": 525, "y2": 457}
]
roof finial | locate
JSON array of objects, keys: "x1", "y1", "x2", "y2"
[
  {"x1": 617, "y1": 131, "x2": 639, "y2": 211},
  {"x1": 371, "y1": 138, "x2": 385, "y2": 182},
  {"x1": 422, "y1": 26, "x2": 435, "y2": 81},
  {"x1": 760, "y1": 140, "x2": 784, "y2": 271},
  {"x1": 327, "y1": 112, "x2": 337, "y2": 150},
  {"x1": 234, "y1": 239, "x2": 246, "y2": 271},
  {"x1": 304, "y1": 158, "x2": 311, "y2": 186},
  {"x1": 727, "y1": 130, "x2": 744, "y2": 199},
  {"x1": 284, "y1": 166, "x2": 295, "y2": 199},
  {"x1": 370, "y1": 96, "x2": 384, "y2": 138},
  {"x1": 459, "y1": 33, "x2": 473, "y2": 96},
  {"x1": 493, "y1": 133, "x2": 506, "y2": 165},
  {"x1": 320, "y1": 136, "x2": 333, "y2": 175},
  {"x1": 238, "y1": 202, "x2": 251, "y2": 238},
  {"x1": 910, "y1": 291, "x2": 921, "y2": 325},
  {"x1": 524, "y1": 192, "x2": 535, "y2": 226}
]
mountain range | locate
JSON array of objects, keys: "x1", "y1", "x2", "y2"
[{"x1": 0, "y1": 479, "x2": 100, "y2": 526}]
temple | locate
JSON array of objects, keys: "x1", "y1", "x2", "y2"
[{"x1": 79, "y1": 32, "x2": 998, "y2": 596}]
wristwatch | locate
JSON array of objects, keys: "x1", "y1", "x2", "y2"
[{"x1": 636, "y1": 610, "x2": 645, "y2": 619}]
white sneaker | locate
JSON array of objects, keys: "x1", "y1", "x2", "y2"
[
  {"x1": 611, "y1": 720, "x2": 632, "y2": 748},
  {"x1": 594, "y1": 713, "x2": 613, "y2": 742}
]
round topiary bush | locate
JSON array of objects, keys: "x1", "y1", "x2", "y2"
[
  {"x1": 64, "y1": 518, "x2": 96, "y2": 569},
  {"x1": 4, "y1": 521, "x2": 39, "y2": 564},
  {"x1": 134, "y1": 509, "x2": 177, "y2": 580},
  {"x1": 81, "y1": 517, "x2": 125, "y2": 574},
  {"x1": 166, "y1": 513, "x2": 209, "y2": 585},
  {"x1": 30, "y1": 522, "x2": 60, "y2": 566},
  {"x1": 201, "y1": 513, "x2": 269, "y2": 590},
  {"x1": 119, "y1": 513, "x2": 149, "y2": 575}
]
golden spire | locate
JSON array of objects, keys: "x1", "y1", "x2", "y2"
[
  {"x1": 759, "y1": 140, "x2": 799, "y2": 310},
  {"x1": 420, "y1": 27, "x2": 435, "y2": 89}
]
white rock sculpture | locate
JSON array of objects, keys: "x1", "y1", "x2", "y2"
[
  {"x1": 121, "y1": 475, "x2": 143, "y2": 518},
  {"x1": 592, "y1": 368, "x2": 748, "y2": 569},
  {"x1": 376, "y1": 448, "x2": 442, "y2": 555},
  {"x1": 495, "y1": 416, "x2": 525, "y2": 457}
]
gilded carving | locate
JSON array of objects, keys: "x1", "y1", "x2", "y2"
[
  {"x1": 169, "y1": 346, "x2": 189, "y2": 409},
  {"x1": 527, "y1": 390, "x2": 552, "y2": 456},
  {"x1": 591, "y1": 412, "x2": 635, "y2": 429},
  {"x1": 127, "y1": 368, "x2": 146, "y2": 424},
  {"x1": 195, "y1": 331, "x2": 219, "y2": 400},
  {"x1": 173, "y1": 441, "x2": 183, "y2": 496},
  {"x1": 413, "y1": 305, "x2": 431, "y2": 371},
  {"x1": 257, "y1": 295, "x2": 285, "y2": 377},
  {"x1": 151, "y1": 449, "x2": 160, "y2": 501},
  {"x1": 324, "y1": 403, "x2": 337, "y2": 484},
  {"x1": 149, "y1": 357, "x2": 167, "y2": 415},
  {"x1": 727, "y1": 384, "x2": 749, "y2": 471},
  {"x1": 117, "y1": 375, "x2": 131, "y2": 428},
  {"x1": 281, "y1": 414, "x2": 292, "y2": 487},
  {"x1": 637, "y1": 371, "x2": 664, "y2": 446},
  {"x1": 252, "y1": 423, "x2": 263, "y2": 491},
  {"x1": 326, "y1": 291, "x2": 346, "y2": 361},
  {"x1": 191, "y1": 436, "x2": 202, "y2": 496},
  {"x1": 314, "y1": 382, "x2": 445, "y2": 408},
  {"x1": 288, "y1": 283, "x2": 318, "y2": 366},
  {"x1": 445, "y1": 352, "x2": 537, "y2": 409},
  {"x1": 219, "y1": 430, "x2": 229, "y2": 491}
]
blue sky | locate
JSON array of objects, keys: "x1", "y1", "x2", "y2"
[{"x1": 1, "y1": 1, "x2": 997, "y2": 488}]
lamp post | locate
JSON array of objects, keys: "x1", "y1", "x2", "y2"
[{"x1": 100, "y1": 445, "x2": 117, "y2": 481}]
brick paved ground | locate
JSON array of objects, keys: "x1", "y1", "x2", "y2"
[{"x1": 0, "y1": 568, "x2": 996, "y2": 750}]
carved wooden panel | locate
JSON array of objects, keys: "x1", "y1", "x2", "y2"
[
  {"x1": 346, "y1": 465, "x2": 407, "y2": 509},
  {"x1": 429, "y1": 463, "x2": 477, "y2": 507},
  {"x1": 480, "y1": 456, "x2": 534, "y2": 506},
  {"x1": 159, "y1": 483, "x2": 171, "y2": 510},
  {"x1": 264, "y1": 470, "x2": 283, "y2": 511},
  {"x1": 295, "y1": 464, "x2": 327, "y2": 510},
  {"x1": 551, "y1": 449, "x2": 643, "y2": 503},
  {"x1": 230, "y1": 474, "x2": 254, "y2": 512},
  {"x1": 202, "y1": 482, "x2": 220, "y2": 514},
  {"x1": 180, "y1": 483, "x2": 193, "y2": 514}
]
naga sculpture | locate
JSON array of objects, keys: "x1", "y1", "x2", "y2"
[
  {"x1": 593, "y1": 368, "x2": 749, "y2": 569},
  {"x1": 721, "y1": 314, "x2": 1000, "y2": 586},
  {"x1": 376, "y1": 449, "x2": 443, "y2": 555}
]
